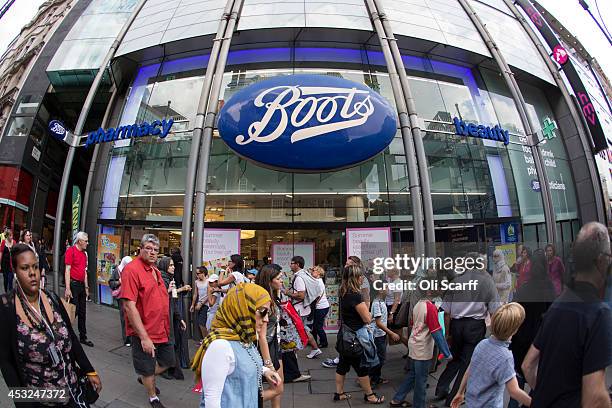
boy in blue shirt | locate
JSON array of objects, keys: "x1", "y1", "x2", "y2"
[{"x1": 451, "y1": 302, "x2": 532, "y2": 408}]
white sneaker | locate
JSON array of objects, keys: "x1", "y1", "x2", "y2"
[
  {"x1": 292, "y1": 374, "x2": 311, "y2": 382},
  {"x1": 306, "y1": 349, "x2": 323, "y2": 359}
]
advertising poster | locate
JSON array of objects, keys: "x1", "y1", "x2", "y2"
[
  {"x1": 202, "y1": 229, "x2": 240, "y2": 263},
  {"x1": 71, "y1": 186, "x2": 81, "y2": 244},
  {"x1": 96, "y1": 234, "x2": 121, "y2": 285},
  {"x1": 271, "y1": 242, "x2": 315, "y2": 286},
  {"x1": 346, "y1": 227, "x2": 392, "y2": 264},
  {"x1": 324, "y1": 282, "x2": 340, "y2": 332}
]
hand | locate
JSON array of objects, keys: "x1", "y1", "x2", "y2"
[
  {"x1": 450, "y1": 392, "x2": 464, "y2": 408},
  {"x1": 141, "y1": 338, "x2": 156, "y2": 357},
  {"x1": 85, "y1": 286, "x2": 89, "y2": 298},
  {"x1": 195, "y1": 303, "x2": 202, "y2": 311},
  {"x1": 180, "y1": 285, "x2": 192, "y2": 293},
  {"x1": 263, "y1": 370, "x2": 281, "y2": 387},
  {"x1": 88, "y1": 374, "x2": 102, "y2": 393},
  {"x1": 168, "y1": 281, "x2": 176, "y2": 293},
  {"x1": 190, "y1": 305, "x2": 195, "y2": 313},
  {"x1": 390, "y1": 332, "x2": 400, "y2": 343},
  {"x1": 180, "y1": 320, "x2": 187, "y2": 331},
  {"x1": 64, "y1": 287, "x2": 72, "y2": 301}
]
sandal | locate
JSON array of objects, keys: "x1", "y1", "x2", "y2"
[
  {"x1": 389, "y1": 402, "x2": 412, "y2": 407},
  {"x1": 364, "y1": 392, "x2": 385, "y2": 404},
  {"x1": 333, "y1": 392, "x2": 351, "y2": 401}
]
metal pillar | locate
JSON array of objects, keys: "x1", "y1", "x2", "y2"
[
  {"x1": 192, "y1": 0, "x2": 244, "y2": 269},
  {"x1": 364, "y1": 0, "x2": 425, "y2": 257},
  {"x1": 373, "y1": 0, "x2": 436, "y2": 256},
  {"x1": 457, "y1": 0, "x2": 556, "y2": 243},
  {"x1": 503, "y1": 0, "x2": 605, "y2": 224},
  {"x1": 180, "y1": 0, "x2": 236, "y2": 288},
  {"x1": 52, "y1": 0, "x2": 148, "y2": 294},
  {"x1": 80, "y1": 87, "x2": 118, "y2": 231}
]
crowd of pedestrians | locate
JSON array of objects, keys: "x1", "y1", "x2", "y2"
[{"x1": 0, "y1": 222, "x2": 610, "y2": 407}]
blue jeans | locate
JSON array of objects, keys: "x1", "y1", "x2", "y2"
[
  {"x1": 311, "y1": 307, "x2": 329, "y2": 347},
  {"x1": 432, "y1": 330, "x2": 452, "y2": 358},
  {"x1": 369, "y1": 335, "x2": 387, "y2": 382},
  {"x1": 507, "y1": 373, "x2": 526, "y2": 408},
  {"x1": 393, "y1": 359, "x2": 429, "y2": 408}
]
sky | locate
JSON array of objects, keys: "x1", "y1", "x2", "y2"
[{"x1": 0, "y1": 0, "x2": 610, "y2": 76}]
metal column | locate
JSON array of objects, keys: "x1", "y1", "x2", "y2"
[
  {"x1": 457, "y1": 0, "x2": 556, "y2": 243},
  {"x1": 52, "y1": 0, "x2": 148, "y2": 294},
  {"x1": 364, "y1": 0, "x2": 425, "y2": 257},
  {"x1": 503, "y1": 0, "x2": 605, "y2": 224},
  {"x1": 373, "y1": 0, "x2": 436, "y2": 255},
  {"x1": 180, "y1": 0, "x2": 236, "y2": 288},
  {"x1": 192, "y1": 0, "x2": 244, "y2": 269}
]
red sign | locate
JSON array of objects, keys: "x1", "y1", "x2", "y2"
[{"x1": 552, "y1": 44, "x2": 568, "y2": 65}]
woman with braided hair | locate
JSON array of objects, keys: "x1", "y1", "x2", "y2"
[{"x1": 193, "y1": 282, "x2": 282, "y2": 408}]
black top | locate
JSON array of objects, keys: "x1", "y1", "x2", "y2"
[
  {"x1": 1, "y1": 240, "x2": 12, "y2": 272},
  {"x1": 340, "y1": 292, "x2": 365, "y2": 331},
  {"x1": 0, "y1": 290, "x2": 95, "y2": 408},
  {"x1": 531, "y1": 281, "x2": 612, "y2": 408}
]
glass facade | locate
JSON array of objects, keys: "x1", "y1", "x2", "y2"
[{"x1": 98, "y1": 47, "x2": 579, "y2": 251}]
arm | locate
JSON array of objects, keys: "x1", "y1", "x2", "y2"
[
  {"x1": 355, "y1": 302, "x2": 371, "y2": 324},
  {"x1": 375, "y1": 317, "x2": 400, "y2": 340},
  {"x1": 190, "y1": 284, "x2": 199, "y2": 311},
  {"x1": 217, "y1": 273, "x2": 236, "y2": 287},
  {"x1": 64, "y1": 265, "x2": 72, "y2": 299},
  {"x1": 390, "y1": 291, "x2": 400, "y2": 314},
  {"x1": 202, "y1": 340, "x2": 234, "y2": 408},
  {"x1": 521, "y1": 345, "x2": 540, "y2": 389},
  {"x1": 124, "y1": 300, "x2": 155, "y2": 356},
  {"x1": 506, "y1": 376, "x2": 531, "y2": 407},
  {"x1": 450, "y1": 365, "x2": 470, "y2": 408},
  {"x1": 361, "y1": 287, "x2": 370, "y2": 309},
  {"x1": 581, "y1": 370, "x2": 610, "y2": 408},
  {"x1": 257, "y1": 322, "x2": 274, "y2": 370},
  {"x1": 208, "y1": 287, "x2": 217, "y2": 307}
]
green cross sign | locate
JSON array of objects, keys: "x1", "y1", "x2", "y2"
[{"x1": 542, "y1": 116, "x2": 558, "y2": 140}]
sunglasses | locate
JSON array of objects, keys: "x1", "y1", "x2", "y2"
[{"x1": 256, "y1": 307, "x2": 269, "y2": 318}]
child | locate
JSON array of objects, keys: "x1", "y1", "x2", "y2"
[
  {"x1": 390, "y1": 279, "x2": 447, "y2": 408},
  {"x1": 450, "y1": 302, "x2": 531, "y2": 408},
  {"x1": 370, "y1": 288, "x2": 400, "y2": 387}
]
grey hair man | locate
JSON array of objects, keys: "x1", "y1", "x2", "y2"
[
  {"x1": 522, "y1": 222, "x2": 612, "y2": 408},
  {"x1": 64, "y1": 231, "x2": 92, "y2": 346},
  {"x1": 121, "y1": 234, "x2": 174, "y2": 408}
]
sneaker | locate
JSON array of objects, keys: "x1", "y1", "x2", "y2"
[
  {"x1": 149, "y1": 398, "x2": 166, "y2": 408},
  {"x1": 322, "y1": 358, "x2": 338, "y2": 368},
  {"x1": 125, "y1": 341, "x2": 132, "y2": 347},
  {"x1": 80, "y1": 338, "x2": 94, "y2": 347},
  {"x1": 306, "y1": 349, "x2": 322, "y2": 359},
  {"x1": 292, "y1": 374, "x2": 311, "y2": 383}
]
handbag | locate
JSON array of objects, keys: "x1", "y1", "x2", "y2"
[
  {"x1": 278, "y1": 301, "x2": 308, "y2": 350},
  {"x1": 335, "y1": 324, "x2": 363, "y2": 357},
  {"x1": 60, "y1": 297, "x2": 76, "y2": 324}
]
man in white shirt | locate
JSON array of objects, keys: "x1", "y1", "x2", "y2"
[{"x1": 285, "y1": 256, "x2": 323, "y2": 359}]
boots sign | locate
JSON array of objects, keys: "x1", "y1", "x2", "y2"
[{"x1": 217, "y1": 74, "x2": 397, "y2": 172}]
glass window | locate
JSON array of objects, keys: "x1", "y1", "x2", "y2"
[{"x1": 6, "y1": 116, "x2": 33, "y2": 136}]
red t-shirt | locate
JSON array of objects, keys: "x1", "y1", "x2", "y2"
[
  {"x1": 425, "y1": 301, "x2": 442, "y2": 334},
  {"x1": 120, "y1": 257, "x2": 170, "y2": 343},
  {"x1": 65, "y1": 246, "x2": 87, "y2": 282}
]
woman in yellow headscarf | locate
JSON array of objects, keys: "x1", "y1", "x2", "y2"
[{"x1": 193, "y1": 282, "x2": 281, "y2": 408}]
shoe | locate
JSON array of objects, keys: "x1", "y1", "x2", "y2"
[
  {"x1": 307, "y1": 349, "x2": 323, "y2": 359},
  {"x1": 125, "y1": 341, "x2": 132, "y2": 347},
  {"x1": 160, "y1": 371, "x2": 173, "y2": 380},
  {"x1": 322, "y1": 358, "x2": 338, "y2": 368},
  {"x1": 138, "y1": 377, "x2": 160, "y2": 395},
  {"x1": 149, "y1": 398, "x2": 166, "y2": 408},
  {"x1": 319, "y1": 343, "x2": 329, "y2": 348},
  {"x1": 292, "y1": 374, "x2": 311, "y2": 382},
  {"x1": 80, "y1": 338, "x2": 94, "y2": 347}
]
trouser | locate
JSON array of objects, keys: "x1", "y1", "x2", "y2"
[
  {"x1": 2, "y1": 269, "x2": 13, "y2": 293},
  {"x1": 369, "y1": 334, "x2": 387, "y2": 382},
  {"x1": 70, "y1": 280, "x2": 87, "y2": 339},
  {"x1": 435, "y1": 317, "x2": 486, "y2": 405},
  {"x1": 393, "y1": 359, "x2": 429, "y2": 408},
  {"x1": 282, "y1": 351, "x2": 301, "y2": 383},
  {"x1": 311, "y1": 307, "x2": 329, "y2": 347}
]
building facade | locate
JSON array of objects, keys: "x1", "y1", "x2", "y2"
[{"x1": 1, "y1": 0, "x2": 611, "y2": 303}]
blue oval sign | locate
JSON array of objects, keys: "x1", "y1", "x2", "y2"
[
  {"x1": 48, "y1": 120, "x2": 67, "y2": 141},
  {"x1": 218, "y1": 74, "x2": 397, "y2": 172}
]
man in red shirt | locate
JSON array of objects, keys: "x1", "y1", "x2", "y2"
[
  {"x1": 121, "y1": 234, "x2": 173, "y2": 408},
  {"x1": 64, "y1": 231, "x2": 93, "y2": 346}
]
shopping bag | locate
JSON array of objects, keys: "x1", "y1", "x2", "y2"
[
  {"x1": 61, "y1": 298, "x2": 76, "y2": 324},
  {"x1": 279, "y1": 301, "x2": 307, "y2": 351}
]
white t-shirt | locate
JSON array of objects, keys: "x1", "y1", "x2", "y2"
[
  {"x1": 385, "y1": 277, "x2": 403, "y2": 306},
  {"x1": 201, "y1": 339, "x2": 271, "y2": 408},
  {"x1": 371, "y1": 299, "x2": 388, "y2": 338},
  {"x1": 231, "y1": 271, "x2": 247, "y2": 284},
  {"x1": 292, "y1": 271, "x2": 311, "y2": 317},
  {"x1": 316, "y1": 278, "x2": 329, "y2": 309}
]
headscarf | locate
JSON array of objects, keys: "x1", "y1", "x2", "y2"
[
  {"x1": 191, "y1": 282, "x2": 271, "y2": 379},
  {"x1": 117, "y1": 256, "x2": 133, "y2": 274},
  {"x1": 493, "y1": 249, "x2": 507, "y2": 273},
  {"x1": 158, "y1": 256, "x2": 174, "y2": 288}
]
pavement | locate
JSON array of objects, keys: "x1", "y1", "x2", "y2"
[{"x1": 0, "y1": 299, "x2": 450, "y2": 408}]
